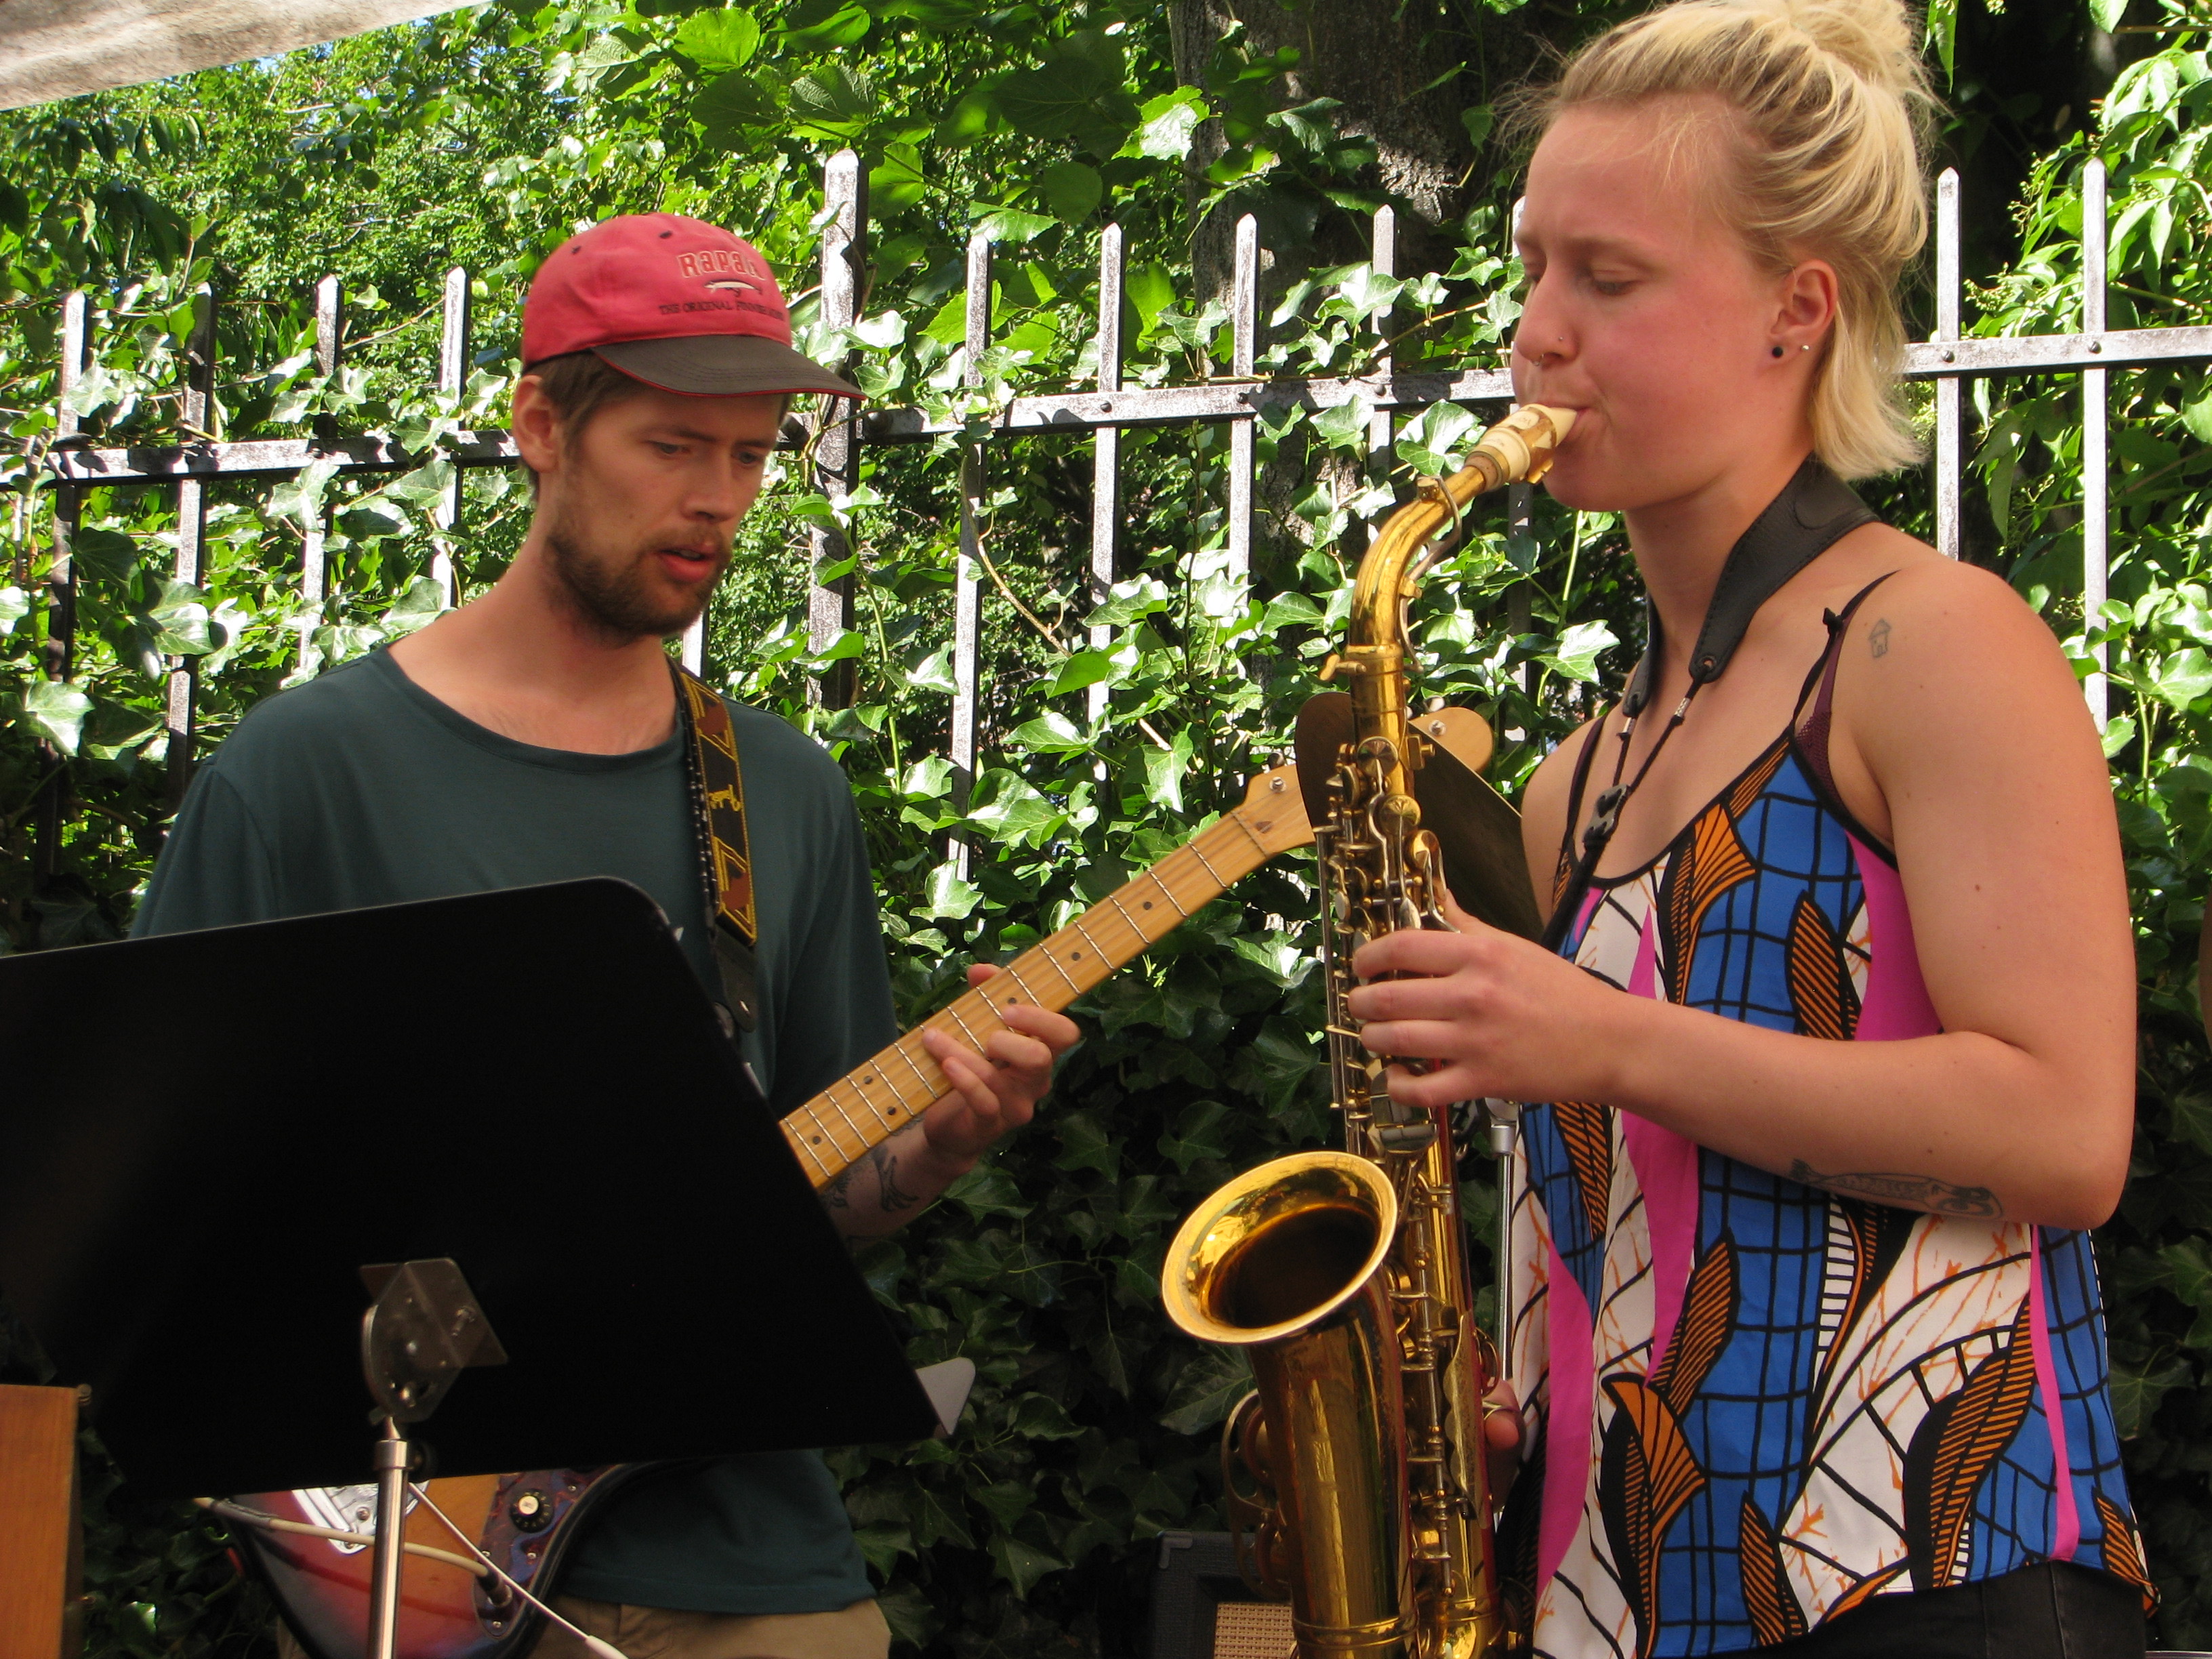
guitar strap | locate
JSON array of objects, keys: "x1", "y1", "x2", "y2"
[{"x1": 672, "y1": 663, "x2": 761, "y2": 1036}]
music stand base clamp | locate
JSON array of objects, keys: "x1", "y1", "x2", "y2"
[{"x1": 359, "y1": 1258, "x2": 507, "y2": 1659}]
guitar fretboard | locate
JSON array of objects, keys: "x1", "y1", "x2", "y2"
[{"x1": 782, "y1": 791, "x2": 1296, "y2": 1187}]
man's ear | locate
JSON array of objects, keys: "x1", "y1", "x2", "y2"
[{"x1": 511, "y1": 374, "x2": 565, "y2": 478}]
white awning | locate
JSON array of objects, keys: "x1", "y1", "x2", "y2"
[{"x1": 0, "y1": 0, "x2": 482, "y2": 111}]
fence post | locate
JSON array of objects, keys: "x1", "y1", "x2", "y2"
[
  {"x1": 33, "y1": 291, "x2": 88, "y2": 878},
  {"x1": 1933, "y1": 167, "x2": 1962, "y2": 562},
  {"x1": 1089, "y1": 223, "x2": 1125, "y2": 730},
  {"x1": 430, "y1": 265, "x2": 470, "y2": 607},
  {"x1": 950, "y1": 230, "x2": 991, "y2": 876},
  {"x1": 165, "y1": 283, "x2": 217, "y2": 808},
  {"x1": 1367, "y1": 204, "x2": 1395, "y2": 535},
  {"x1": 1225, "y1": 213, "x2": 1258, "y2": 589},
  {"x1": 2082, "y1": 159, "x2": 2110, "y2": 725},
  {"x1": 300, "y1": 274, "x2": 342, "y2": 675},
  {"x1": 808, "y1": 148, "x2": 868, "y2": 706}
]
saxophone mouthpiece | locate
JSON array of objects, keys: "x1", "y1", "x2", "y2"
[{"x1": 1465, "y1": 404, "x2": 1578, "y2": 491}]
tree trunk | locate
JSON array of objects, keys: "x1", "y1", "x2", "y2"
[
  {"x1": 1168, "y1": 0, "x2": 1543, "y2": 303},
  {"x1": 1167, "y1": 0, "x2": 1541, "y2": 579}
]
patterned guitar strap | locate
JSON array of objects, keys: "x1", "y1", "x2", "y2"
[{"x1": 671, "y1": 663, "x2": 761, "y2": 1038}]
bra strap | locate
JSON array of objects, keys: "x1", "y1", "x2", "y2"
[{"x1": 1794, "y1": 572, "x2": 1898, "y2": 798}]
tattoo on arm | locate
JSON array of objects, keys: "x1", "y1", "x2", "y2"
[
  {"x1": 1788, "y1": 1158, "x2": 2001, "y2": 1218},
  {"x1": 821, "y1": 1167, "x2": 854, "y2": 1208},
  {"x1": 1868, "y1": 617, "x2": 1892, "y2": 659},
  {"x1": 871, "y1": 1143, "x2": 922, "y2": 1213}
]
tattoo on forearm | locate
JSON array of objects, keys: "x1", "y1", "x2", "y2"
[
  {"x1": 1788, "y1": 1159, "x2": 2001, "y2": 1218},
  {"x1": 872, "y1": 1143, "x2": 922, "y2": 1213},
  {"x1": 822, "y1": 1168, "x2": 854, "y2": 1208},
  {"x1": 1868, "y1": 617, "x2": 1892, "y2": 659}
]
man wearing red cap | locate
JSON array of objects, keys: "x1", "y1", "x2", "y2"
[{"x1": 136, "y1": 215, "x2": 1078, "y2": 1659}]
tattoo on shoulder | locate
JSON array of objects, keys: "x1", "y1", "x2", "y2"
[
  {"x1": 1868, "y1": 617, "x2": 1892, "y2": 659},
  {"x1": 871, "y1": 1143, "x2": 922, "y2": 1213},
  {"x1": 1787, "y1": 1158, "x2": 2001, "y2": 1218}
]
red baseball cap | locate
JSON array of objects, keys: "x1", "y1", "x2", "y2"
[{"x1": 523, "y1": 212, "x2": 861, "y2": 399}]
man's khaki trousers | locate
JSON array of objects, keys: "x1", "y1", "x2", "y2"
[{"x1": 275, "y1": 1595, "x2": 890, "y2": 1659}]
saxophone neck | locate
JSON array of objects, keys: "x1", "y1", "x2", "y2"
[{"x1": 1319, "y1": 404, "x2": 1577, "y2": 777}]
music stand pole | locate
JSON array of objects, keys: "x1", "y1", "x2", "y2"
[
  {"x1": 365, "y1": 1418, "x2": 409, "y2": 1659},
  {"x1": 358, "y1": 1259, "x2": 509, "y2": 1659}
]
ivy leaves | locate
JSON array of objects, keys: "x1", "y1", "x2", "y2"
[{"x1": 982, "y1": 30, "x2": 1141, "y2": 160}]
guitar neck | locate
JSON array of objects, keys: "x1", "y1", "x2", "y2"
[{"x1": 783, "y1": 773, "x2": 1305, "y2": 1188}]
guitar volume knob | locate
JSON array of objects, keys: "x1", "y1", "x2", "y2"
[{"x1": 509, "y1": 1489, "x2": 554, "y2": 1533}]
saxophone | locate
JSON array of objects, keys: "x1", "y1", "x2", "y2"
[{"x1": 1160, "y1": 405, "x2": 1577, "y2": 1659}]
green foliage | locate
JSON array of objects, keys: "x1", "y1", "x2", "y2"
[
  {"x1": 1956, "y1": 16, "x2": 2212, "y2": 1641},
  {"x1": 1, "y1": 0, "x2": 2208, "y2": 1654}
]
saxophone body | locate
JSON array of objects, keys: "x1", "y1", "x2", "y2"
[{"x1": 1161, "y1": 405, "x2": 1576, "y2": 1659}]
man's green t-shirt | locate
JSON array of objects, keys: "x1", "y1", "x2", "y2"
[{"x1": 134, "y1": 647, "x2": 896, "y2": 1616}]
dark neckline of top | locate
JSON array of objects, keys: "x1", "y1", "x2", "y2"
[
  {"x1": 1565, "y1": 575, "x2": 1903, "y2": 903},
  {"x1": 1574, "y1": 727, "x2": 1892, "y2": 897},
  {"x1": 362, "y1": 646, "x2": 684, "y2": 775}
]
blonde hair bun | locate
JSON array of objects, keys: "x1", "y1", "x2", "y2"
[
  {"x1": 1775, "y1": 0, "x2": 1923, "y2": 95},
  {"x1": 1531, "y1": 0, "x2": 1936, "y2": 478}
]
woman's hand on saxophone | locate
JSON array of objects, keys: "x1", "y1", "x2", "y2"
[
  {"x1": 1482, "y1": 1377, "x2": 1526, "y2": 1499},
  {"x1": 1343, "y1": 893, "x2": 1627, "y2": 1109}
]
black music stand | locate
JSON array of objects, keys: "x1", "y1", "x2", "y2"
[{"x1": 0, "y1": 877, "x2": 938, "y2": 1500}]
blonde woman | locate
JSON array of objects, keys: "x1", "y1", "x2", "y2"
[{"x1": 1344, "y1": 0, "x2": 2152, "y2": 1652}]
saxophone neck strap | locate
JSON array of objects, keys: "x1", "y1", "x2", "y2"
[
  {"x1": 1542, "y1": 457, "x2": 1879, "y2": 954},
  {"x1": 1622, "y1": 456, "x2": 1877, "y2": 717},
  {"x1": 672, "y1": 662, "x2": 762, "y2": 1034}
]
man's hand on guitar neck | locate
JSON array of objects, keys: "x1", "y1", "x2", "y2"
[{"x1": 823, "y1": 964, "x2": 1078, "y2": 1239}]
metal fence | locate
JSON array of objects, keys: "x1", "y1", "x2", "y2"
[{"x1": 33, "y1": 148, "x2": 2212, "y2": 880}]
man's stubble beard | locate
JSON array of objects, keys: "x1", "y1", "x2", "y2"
[{"x1": 544, "y1": 496, "x2": 728, "y2": 642}]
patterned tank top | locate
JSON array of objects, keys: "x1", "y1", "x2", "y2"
[{"x1": 1503, "y1": 580, "x2": 2150, "y2": 1657}]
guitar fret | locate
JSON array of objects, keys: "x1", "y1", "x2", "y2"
[
  {"x1": 819, "y1": 1084, "x2": 869, "y2": 1147},
  {"x1": 1147, "y1": 866, "x2": 1189, "y2": 918},
  {"x1": 1036, "y1": 946, "x2": 1084, "y2": 995},
  {"x1": 991, "y1": 970, "x2": 1044, "y2": 1011},
  {"x1": 841, "y1": 1076, "x2": 897, "y2": 1132},
  {"x1": 790, "y1": 1106, "x2": 847, "y2": 1164},
  {"x1": 1225, "y1": 810, "x2": 1271, "y2": 860},
  {"x1": 1103, "y1": 890, "x2": 1149, "y2": 942},
  {"x1": 1069, "y1": 916, "x2": 1111, "y2": 973},
  {"x1": 890, "y1": 1038, "x2": 939, "y2": 1100},
  {"x1": 852, "y1": 1067, "x2": 902, "y2": 1126},
  {"x1": 785, "y1": 1123, "x2": 833, "y2": 1177},
  {"x1": 1187, "y1": 837, "x2": 1231, "y2": 885},
  {"x1": 943, "y1": 1002, "x2": 991, "y2": 1050}
]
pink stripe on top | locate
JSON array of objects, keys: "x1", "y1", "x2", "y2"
[
  {"x1": 1851, "y1": 837, "x2": 2080, "y2": 1555},
  {"x1": 1540, "y1": 1237, "x2": 1596, "y2": 1592},
  {"x1": 2028, "y1": 1229, "x2": 2082, "y2": 1561},
  {"x1": 1622, "y1": 909, "x2": 1700, "y2": 1380},
  {"x1": 1846, "y1": 838, "x2": 1941, "y2": 1041}
]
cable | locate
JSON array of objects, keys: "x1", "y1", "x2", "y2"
[
  {"x1": 194, "y1": 1498, "x2": 482, "y2": 1576},
  {"x1": 407, "y1": 1483, "x2": 629, "y2": 1659}
]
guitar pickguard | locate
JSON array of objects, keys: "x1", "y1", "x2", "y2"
[{"x1": 291, "y1": 1482, "x2": 416, "y2": 1553}]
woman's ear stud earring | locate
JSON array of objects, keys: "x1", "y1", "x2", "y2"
[{"x1": 1771, "y1": 345, "x2": 1785, "y2": 359}]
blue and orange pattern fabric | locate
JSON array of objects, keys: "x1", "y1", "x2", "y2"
[{"x1": 1504, "y1": 712, "x2": 2148, "y2": 1658}]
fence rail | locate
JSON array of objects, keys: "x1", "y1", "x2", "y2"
[{"x1": 25, "y1": 152, "x2": 2206, "y2": 880}]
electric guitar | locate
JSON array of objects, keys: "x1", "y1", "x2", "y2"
[{"x1": 224, "y1": 767, "x2": 1313, "y2": 1659}]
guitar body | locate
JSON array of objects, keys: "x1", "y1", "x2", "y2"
[{"x1": 235, "y1": 1465, "x2": 648, "y2": 1659}]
